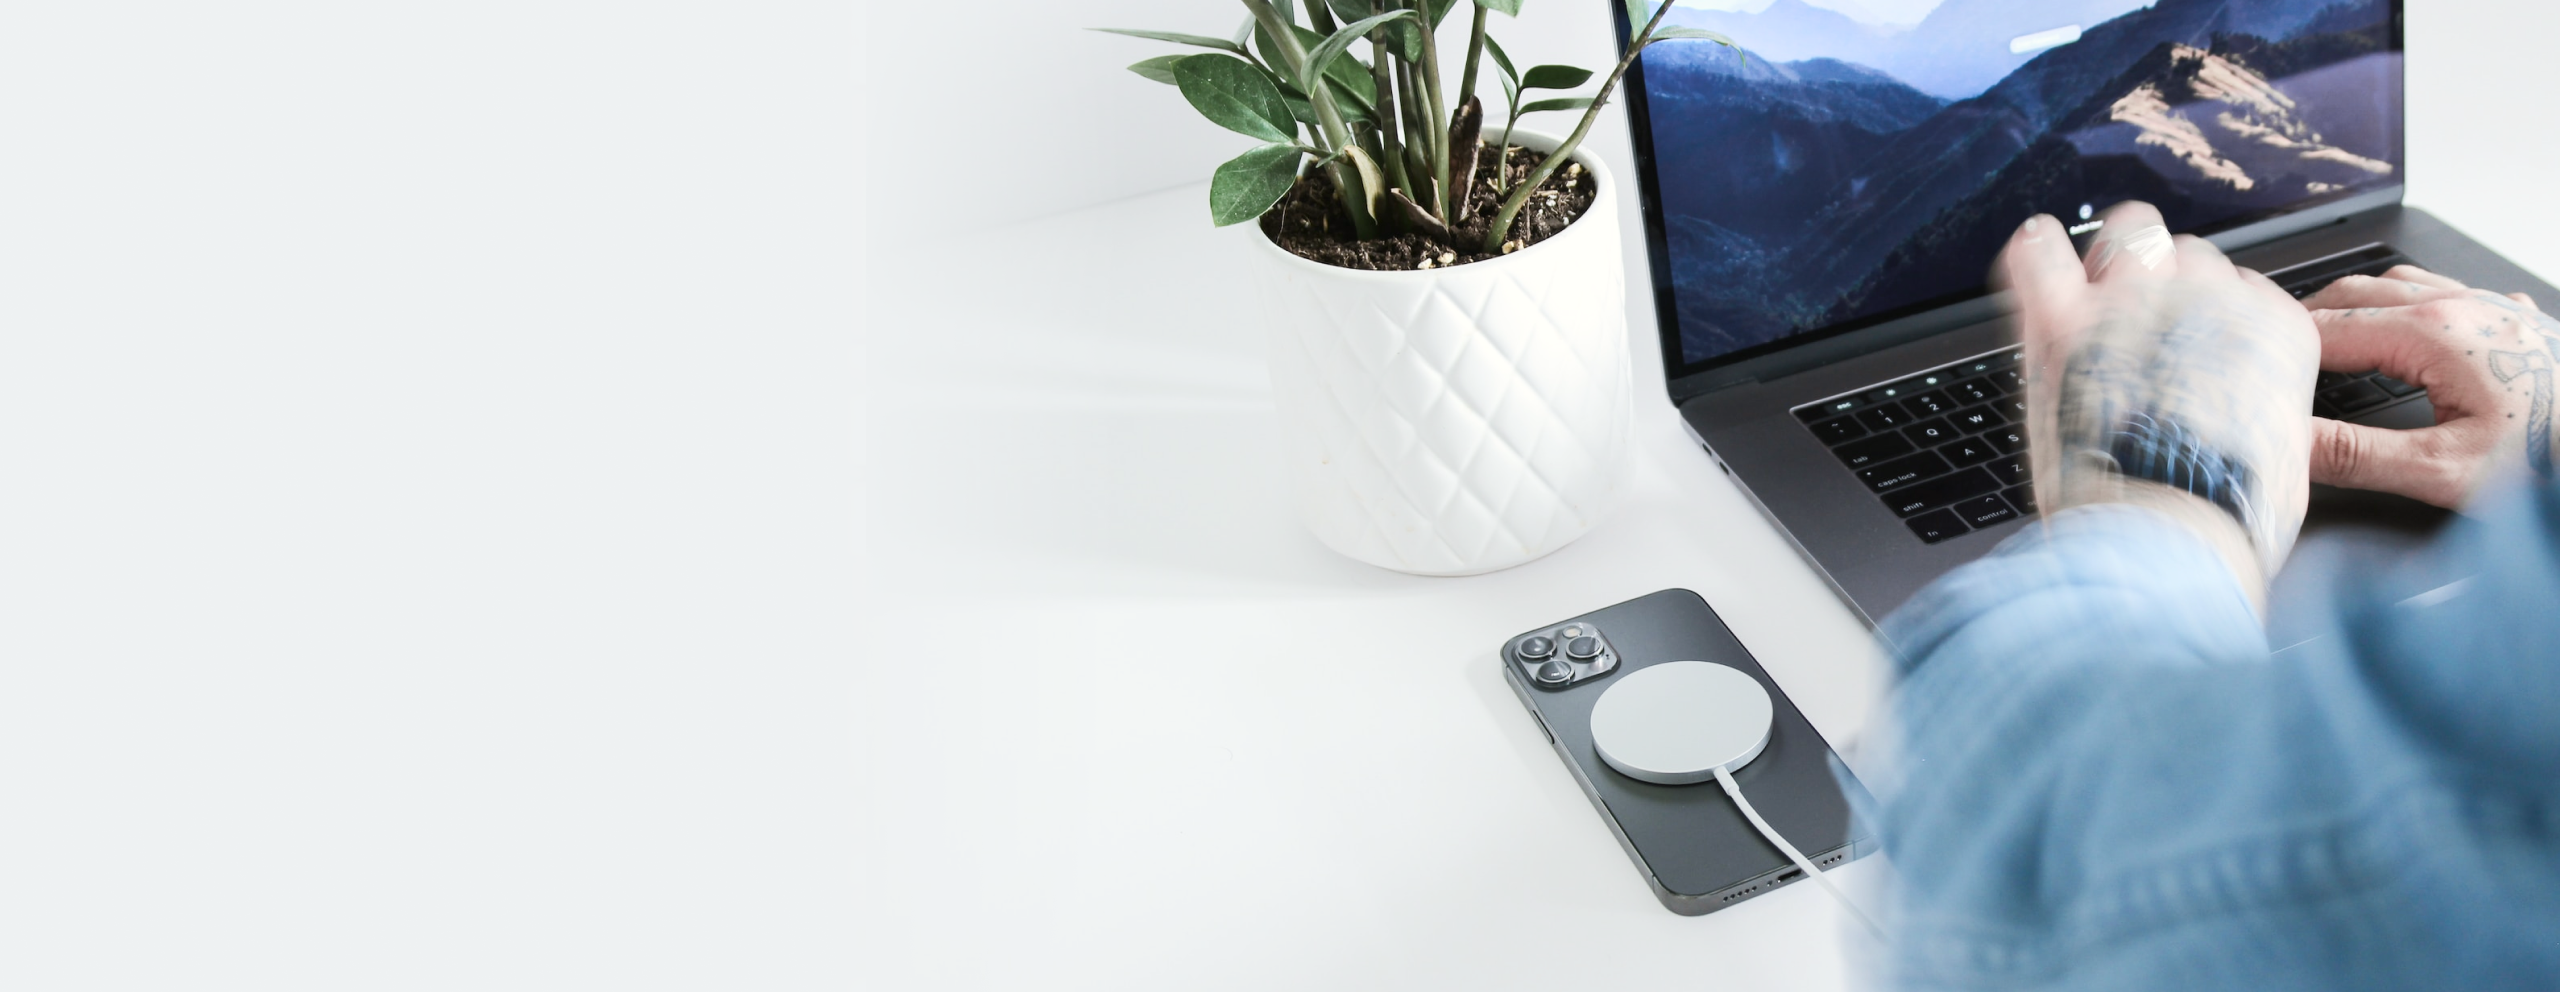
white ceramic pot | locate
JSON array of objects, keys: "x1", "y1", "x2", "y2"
[{"x1": 1250, "y1": 129, "x2": 1631, "y2": 576}]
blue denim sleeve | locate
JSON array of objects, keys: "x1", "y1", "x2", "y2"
[{"x1": 1871, "y1": 479, "x2": 2560, "y2": 991}]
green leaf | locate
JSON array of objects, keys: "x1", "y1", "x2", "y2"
[
  {"x1": 1090, "y1": 27, "x2": 1249, "y2": 57},
  {"x1": 1175, "y1": 54, "x2": 1297, "y2": 144},
  {"x1": 1324, "y1": 76, "x2": 1377, "y2": 123},
  {"x1": 1518, "y1": 96, "x2": 1594, "y2": 114},
  {"x1": 1520, "y1": 64, "x2": 1592, "y2": 90},
  {"x1": 1279, "y1": 76, "x2": 1374, "y2": 126},
  {"x1": 1427, "y1": 0, "x2": 1461, "y2": 28},
  {"x1": 1474, "y1": 0, "x2": 1525, "y2": 14},
  {"x1": 1343, "y1": 144, "x2": 1387, "y2": 220},
  {"x1": 1261, "y1": 21, "x2": 1381, "y2": 111},
  {"x1": 1650, "y1": 25, "x2": 1740, "y2": 46},
  {"x1": 1483, "y1": 34, "x2": 1518, "y2": 86},
  {"x1": 1300, "y1": 9, "x2": 1415, "y2": 98},
  {"x1": 1210, "y1": 143, "x2": 1304, "y2": 227},
  {"x1": 1280, "y1": 87, "x2": 1320, "y2": 128},
  {"x1": 1622, "y1": 0, "x2": 1651, "y2": 35},
  {"x1": 1128, "y1": 55, "x2": 1187, "y2": 84},
  {"x1": 1338, "y1": 0, "x2": 1421, "y2": 64},
  {"x1": 1300, "y1": 23, "x2": 1379, "y2": 109}
]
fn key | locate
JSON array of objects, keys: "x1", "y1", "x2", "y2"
[{"x1": 1906, "y1": 508, "x2": 1967, "y2": 544}]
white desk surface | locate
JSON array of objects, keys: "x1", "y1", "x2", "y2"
[{"x1": 863, "y1": 10, "x2": 2560, "y2": 985}]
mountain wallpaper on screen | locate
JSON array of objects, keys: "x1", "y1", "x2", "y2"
[{"x1": 1642, "y1": 0, "x2": 2401, "y2": 366}]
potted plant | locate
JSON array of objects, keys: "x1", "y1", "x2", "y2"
[{"x1": 1098, "y1": 1, "x2": 1733, "y2": 575}]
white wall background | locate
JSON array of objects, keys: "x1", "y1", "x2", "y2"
[{"x1": 2, "y1": 4, "x2": 854, "y2": 988}]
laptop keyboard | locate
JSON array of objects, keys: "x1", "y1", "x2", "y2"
[{"x1": 1790, "y1": 245, "x2": 2428, "y2": 545}]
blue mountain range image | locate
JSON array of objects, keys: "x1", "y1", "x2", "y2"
[{"x1": 1642, "y1": 0, "x2": 2400, "y2": 364}]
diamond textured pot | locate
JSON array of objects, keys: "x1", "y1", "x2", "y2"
[{"x1": 1250, "y1": 129, "x2": 1631, "y2": 576}]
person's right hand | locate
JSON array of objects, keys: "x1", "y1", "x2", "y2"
[{"x1": 2299, "y1": 267, "x2": 2560, "y2": 508}]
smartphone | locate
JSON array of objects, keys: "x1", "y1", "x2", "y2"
[{"x1": 1501, "y1": 588, "x2": 1877, "y2": 915}]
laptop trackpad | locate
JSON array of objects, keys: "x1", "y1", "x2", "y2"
[{"x1": 2267, "y1": 484, "x2": 2457, "y2": 652}]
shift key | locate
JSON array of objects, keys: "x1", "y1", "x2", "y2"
[
  {"x1": 1882, "y1": 467, "x2": 1999, "y2": 517},
  {"x1": 1858, "y1": 450, "x2": 1952, "y2": 493}
]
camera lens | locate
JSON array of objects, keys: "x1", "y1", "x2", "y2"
[
  {"x1": 1565, "y1": 636, "x2": 1602, "y2": 660},
  {"x1": 1534, "y1": 660, "x2": 1573, "y2": 685},
  {"x1": 1517, "y1": 636, "x2": 1555, "y2": 660}
]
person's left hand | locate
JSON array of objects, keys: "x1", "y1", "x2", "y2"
[{"x1": 1999, "y1": 202, "x2": 2323, "y2": 598}]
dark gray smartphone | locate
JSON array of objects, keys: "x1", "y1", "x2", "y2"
[{"x1": 1501, "y1": 588, "x2": 1878, "y2": 915}]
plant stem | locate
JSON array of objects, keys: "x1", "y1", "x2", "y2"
[
  {"x1": 1478, "y1": 0, "x2": 1672, "y2": 253},
  {"x1": 1241, "y1": 0, "x2": 1377, "y2": 237},
  {"x1": 1414, "y1": 0, "x2": 1451, "y2": 225},
  {"x1": 1394, "y1": 55, "x2": 1433, "y2": 212},
  {"x1": 1369, "y1": 32, "x2": 1413, "y2": 206},
  {"x1": 1457, "y1": 5, "x2": 1487, "y2": 116}
]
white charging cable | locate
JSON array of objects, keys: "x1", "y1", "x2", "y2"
[
  {"x1": 1712, "y1": 765, "x2": 1882, "y2": 939},
  {"x1": 1588, "y1": 661, "x2": 1884, "y2": 940}
]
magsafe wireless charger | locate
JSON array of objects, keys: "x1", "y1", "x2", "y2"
[
  {"x1": 1584, "y1": 660, "x2": 1880, "y2": 936},
  {"x1": 1588, "y1": 661, "x2": 1774, "y2": 785}
]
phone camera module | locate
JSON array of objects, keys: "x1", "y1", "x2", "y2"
[{"x1": 1517, "y1": 624, "x2": 1618, "y2": 690}]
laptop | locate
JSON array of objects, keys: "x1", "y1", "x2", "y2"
[{"x1": 1611, "y1": 0, "x2": 2558, "y2": 634}]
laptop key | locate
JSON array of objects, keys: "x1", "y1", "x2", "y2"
[
  {"x1": 1954, "y1": 494, "x2": 2019, "y2": 528},
  {"x1": 1947, "y1": 377, "x2": 1997, "y2": 404},
  {"x1": 2000, "y1": 395, "x2": 2027, "y2": 419},
  {"x1": 1987, "y1": 455, "x2": 2030, "y2": 487},
  {"x1": 1941, "y1": 437, "x2": 1998, "y2": 467},
  {"x1": 2003, "y1": 485, "x2": 2036, "y2": 515},
  {"x1": 1902, "y1": 390, "x2": 1957, "y2": 417},
  {"x1": 2315, "y1": 371, "x2": 2352, "y2": 392},
  {"x1": 1855, "y1": 405, "x2": 1911, "y2": 432},
  {"x1": 1988, "y1": 427, "x2": 2027, "y2": 454},
  {"x1": 1903, "y1": 417, "x2": 1959, "y2": 446},
  {"x1": 1883, "y1": 467, "x2": 1998, "y2": 517},
  {"x1": 1810, "y1": 415, "x2": 1866, "y2": 444},
  {"x1": 1995, "y1": 368, "x2": 2024, "y2": 392},
  {"x1": 1860, "y1": 450, "x2": 1953, "y2": 492},
  {"x1": 1833, "y1": 432, "x2": 1915, "y2": 468},
  {"x1": 2320, "y1": 380, "x2": 2390, "y2": 413},
  {"x1": 1905, "y1": 508, "x2": 1969, "y2": 544},
  {"x1": 1863, "y1": 382, "x2": 1926, "y2": 405},
  {"x1": 1800, "y1": 396, "x2": 1861, "y2": 421},
  {"x1": 1948, "y1": 404, "x2": 2005, "y2": 433}
]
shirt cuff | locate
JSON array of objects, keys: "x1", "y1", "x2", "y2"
[{"x1": 1880, "y1": 503, "x2": 2264, "y2": 679}]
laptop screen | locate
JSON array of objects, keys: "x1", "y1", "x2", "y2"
[{"x1": 1626, "y1": 0, "x2": 2404, "y2": 375}]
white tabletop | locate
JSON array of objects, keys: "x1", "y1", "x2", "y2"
[{"x1": 862, "y1": 2, "x2": 2560, "y2": 987}]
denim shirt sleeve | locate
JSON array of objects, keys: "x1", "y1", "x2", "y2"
[{"x1": 1871, "y1": 479, "x2": 2560, "y2": 991}]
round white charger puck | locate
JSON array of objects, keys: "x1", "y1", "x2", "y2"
[{"x1": 1587, "y1": 661, "x2": 1774, "y2": 785}]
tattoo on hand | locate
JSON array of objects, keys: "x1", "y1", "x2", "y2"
[
  {"x1": 2466, "y1": 292, "x2": 2560, "y2": 476},
  {"x1": 2490, "y1": 348, "x2": 2555, "y2": 478}
]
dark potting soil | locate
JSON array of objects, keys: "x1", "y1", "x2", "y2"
[{"x1": 1258, "y1": 143, "x2": 1596, "y2": 271}]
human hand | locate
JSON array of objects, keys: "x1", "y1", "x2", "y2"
[
  {"x1": 2298, "y1": 266, "x2": 2558, "y2": 508},
  {"x1": 1998, "y1": 203, "x2": 2322, "y2": 597}
]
